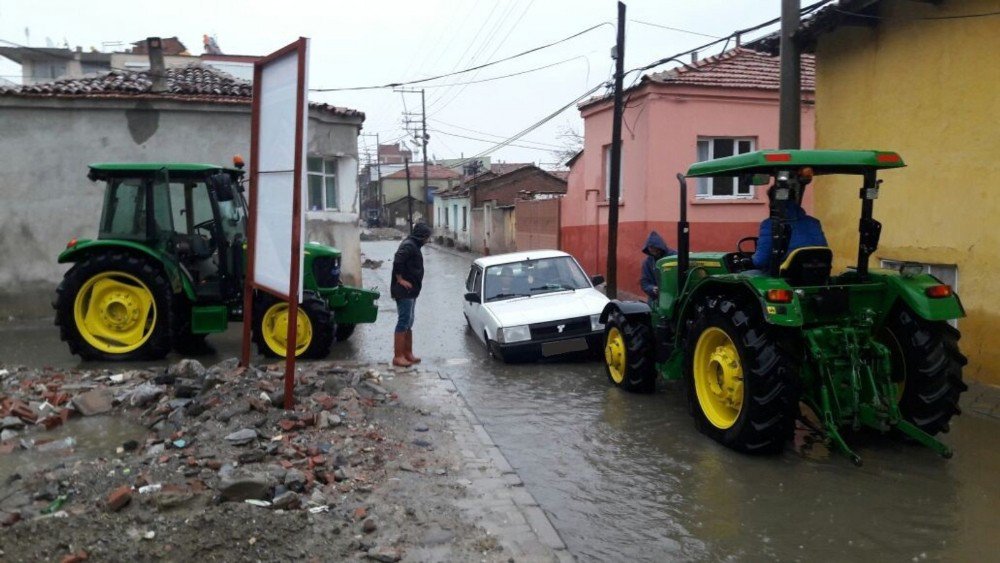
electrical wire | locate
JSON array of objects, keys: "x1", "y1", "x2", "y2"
[
  {"x1": 834, "y1": 7, "x2": 1000, "y2": 20},
  {"x1": 429, "y1": 128, "x2": 559, "y2": 152},
  {"x1": 629, "y1": 19, "x2": 723, "y2": 39},
  {"x1": 310, "y1": 22, "x2": 611, "y2": 92},
  {"x1": 429, "y1": 118, "x2": 564, "y2": 149},
  {"x1": 412, "y1": 55, "x2": 585, "y2": 89}
]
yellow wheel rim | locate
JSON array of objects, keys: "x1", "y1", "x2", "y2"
[
  {"x1": 73, "y1": 271, "x2": 157, "y2": 354},
  {"x1": 261, "y1": 302, "x2": 313, "y2": 357},
  {"x1": 693, "y1": 327, "x2": 744, "y2": 429},
  {"x1": 605, "y1": 327, "x2": 626, "y2": 384}
]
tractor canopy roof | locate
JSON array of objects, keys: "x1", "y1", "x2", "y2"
[
  {"x1": 685, "y1": 149, "x2": 905, "y2": 178},
  {"x1": 88, "y1": 162, "x2": 243, "y2": 181}
]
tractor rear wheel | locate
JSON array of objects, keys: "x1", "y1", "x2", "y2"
[
  {"x1": 683, "y1": 294, "x2": 798, "y2": 454},
  {"x1": 253, "y1": 292, "x2": 334, "y2": 359},
  {"x1": 879, "y1": 306, "x2": 967, "y2": 435},
  {"x1": 603, "y1": 309, "x2": 656, "y2": 393},
  {"x1": 54, "y1": 252, "x2": 172, "y2": 361}
]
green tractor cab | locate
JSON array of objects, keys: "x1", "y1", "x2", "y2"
[
  {"x1": 54, "y1": 162, "x2": 378, "y2": 361},
  {"x1": 601, "y1": 150, "x2": 967, "y2": 465}
]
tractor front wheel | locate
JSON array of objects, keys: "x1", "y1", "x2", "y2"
[
  {"x1": 253, "y1": 292, "x2": 334, "y2": 359},
  {"x1": 54, "y1": 252, "x2": 172, "y2": 361},
  {"x1": 879, "y1": 306, "x2": 967, "y2": 435},
  {"x1": 603, "y1": 309, "x2": 656, "y2": 393},
  {"x1": 683, "y1": 294, "x2": 798, "y2": 454}
]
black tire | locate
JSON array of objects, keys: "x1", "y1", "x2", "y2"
[
  {"x1": 487, "y1": 334, "x2": 507, "y2": 363},
  {"x1": 603, "y1": 309, "x2": 656, "y2": 393},
  {"x1": 171, "y1": 299, "x2": 215, "y2": 356},
  {"x1": 683, "y1": 294, "x2": 798, "y2": 454},
  {"x1": 879, "y1": 306, "x2": 967, "y2": 435},
  {"x1": 253, "y1": 292, "x2": 334, "y2": 359},
  {"x1": 54, "y1": 251, "x2": 173, "y2": 361},
  {"x1": 334, "y1": 323, "x2": 357, "y2": 342}
]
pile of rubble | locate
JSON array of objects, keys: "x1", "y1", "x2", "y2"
[
  {"x1": 0, "y1": 358, "x2": 447, "y2": 561},
  {"x1": 360, "y1": 228, "x2": 405, "y2": 242}
]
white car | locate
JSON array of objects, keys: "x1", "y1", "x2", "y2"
[{"x1": 463, "y1": 250, "x2": 609, "y2": 362}]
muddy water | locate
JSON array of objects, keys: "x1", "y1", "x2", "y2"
[
  {"x1": 2, "y1": 240, "x2": 999, "y2": 561},
  {"x1": 0, "y1": 416, "x2": 147, "y2": 483}
]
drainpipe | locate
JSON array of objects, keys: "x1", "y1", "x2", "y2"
[{"x1": 146, "y1": 36, "x2": 167, "y2": 93}]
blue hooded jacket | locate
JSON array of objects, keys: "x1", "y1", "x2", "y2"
[
  {"x1": 641, "y1": 231, "x2": 675, "y2": 300},
  {"x1": 751, "y1": 202, "x2": 827, "y2": 270}
]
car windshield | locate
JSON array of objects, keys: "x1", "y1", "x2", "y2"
[{"x1": 483, "y1": 256, "x2": 590, "y2": 302}]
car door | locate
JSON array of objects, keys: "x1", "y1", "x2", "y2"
[{"x1": 466, "y1": 266, "x2": 487, "y2": 343}]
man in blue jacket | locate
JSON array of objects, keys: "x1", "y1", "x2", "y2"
[
  {"x1": 751, "y1": 183, "x2": 827, "y2": 272},
  {"x1": 640, "y1": 231, "x2": 675, "y2": 305}
]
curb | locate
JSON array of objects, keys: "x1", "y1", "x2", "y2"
[{"x1": 410, "y1": 368, "x2": 572, "y2": 561}]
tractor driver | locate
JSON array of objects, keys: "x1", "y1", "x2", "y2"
[{"x1": 750, "y1": 167, "x2": 828, "y2": 271}]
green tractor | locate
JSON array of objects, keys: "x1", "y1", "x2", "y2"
[
  {"x1": 601, "y1": 150, "x2": 967, "y2": 464},
  {"x1": 54, "y1": 162, "x2": 378, "y2": 361}
]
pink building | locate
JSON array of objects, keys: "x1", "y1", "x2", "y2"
[{"x1": 561, "y1": 48, "x2": 815, "y2": 297}]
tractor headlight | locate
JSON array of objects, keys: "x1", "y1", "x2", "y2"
[
  {"x1": 590, "y1": 314, "x2": 605, "y2": 332},
  {"x1": 497, "y1": 325, "x2": 531, "y2": 344}
]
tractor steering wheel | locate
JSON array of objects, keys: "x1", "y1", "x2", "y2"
[
  {"x1": 737, "y1": 236, "x2": 758, "y2": 256},
  {"x1": 191, "y1": 219, "x2": 218, "y2": 252}
]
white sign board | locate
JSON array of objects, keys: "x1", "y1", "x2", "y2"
[{"x1": 251, "y1": 40, "x2": 309, "y2": 300}]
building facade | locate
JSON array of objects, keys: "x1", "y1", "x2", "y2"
[
  {"x1": 561, "y1": 48, "x2": 816, "y2": 297},
  {"x1": 0, "y1": 66, "x2": 366, "y2": 314},
  {"x1": 769, "y1": 0, "x2": 998, "y2": 384}
]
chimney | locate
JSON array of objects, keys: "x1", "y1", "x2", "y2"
[
  {"x1": 690, "y1": 50, "x2": 698, "y2": 64},
  {"x1": 146, "y1": 36, "x2": 167, "y2": 93}
]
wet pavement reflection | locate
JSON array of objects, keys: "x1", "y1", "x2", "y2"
[{"x1": 2, "y1": 240, "x2": 999, "y2": 562}]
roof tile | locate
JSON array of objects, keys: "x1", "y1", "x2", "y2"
[{"x1": 645, "y1": 48, "x2": 815, "y2": 91}]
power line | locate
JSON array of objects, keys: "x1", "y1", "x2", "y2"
[
  {"x1": 310, "y1": 22, "x2": 611, "y2": 92},
  {"x1": 429, "y1": 118, "x2": 564, "y2": 149},
  {"x1": 629, "y1": 19, "x2": 723, "y2": 39},
  {"x1": 428, "y1": 128, "x2": 557, "y2": 153},
  {"x1": 833, "y1": 7, "x2": 1000, "y2": 20},
  {"x1": 413, "y1": 55, "x2": 584, "y2": 89}
]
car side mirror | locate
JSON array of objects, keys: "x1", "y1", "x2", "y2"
[
  {"x1": 464, "y1": 292, "x2": 481, "y2": 304},
  {"x1": 590, "y1": 275, "x2": 605, "y2": 286}
]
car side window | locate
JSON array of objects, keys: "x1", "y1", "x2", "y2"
[
  {"x1": 466, "y1": 266, "x2": 477, "y2": 292},
  {"x1": 472, "y1": 267, "x2": 483, "y2": 296}
]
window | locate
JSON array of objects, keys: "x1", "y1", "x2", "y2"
[
  {"x1": 462, "y1": 206, "x2": 467, "y2": 231},
  {"x1": 696, "y1": 137, "x2": 755, "y2": 198},
  {"x1": 603, "y1": 145, "x2": 624, "y2": 201},
  {"x1": 307, "y1": 157, "x2": 339, "y2": 211},
  {"x1": 880, "y1": 259, "x2": 959, "y2": 327}
]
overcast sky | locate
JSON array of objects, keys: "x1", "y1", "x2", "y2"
[{"x1": 0, "y1": 0, "x2": 790, "y2": 167}]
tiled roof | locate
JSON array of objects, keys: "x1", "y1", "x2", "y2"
[
  {"x1": 0, "y1": 65, "x2": 364, "y2": 119},
  {"x1": 383, "y1": 164, "x2": 460, "y2": 180},
  {"x1": 644, "y1": 48, "x2": 815, "y2": 91},
  {"x1": 490, "y1": 162, "x2": 533, "y2": 175}
]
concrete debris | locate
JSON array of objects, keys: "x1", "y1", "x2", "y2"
[{"x1": 71, "y1": 388, "x2": 113, "y2": 416}]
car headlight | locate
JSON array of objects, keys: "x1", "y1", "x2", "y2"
[
  {"x1": 497, "y1": 325, "x2": 531, "y2": 344},
  {"x1": 590, "y1": 314, "x2": 604, "y2": 332}
]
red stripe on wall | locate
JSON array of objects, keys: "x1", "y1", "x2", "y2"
[{"x1": 561, "y1": 221, "x2": 760, "y2": 296}]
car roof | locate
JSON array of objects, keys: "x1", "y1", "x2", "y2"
[
  {"x1": 473, "y1": 249, "x2": 571, "y2": 268},
  {"x1": 685, "y1": 149, "x2": 906, "y2": 178}
]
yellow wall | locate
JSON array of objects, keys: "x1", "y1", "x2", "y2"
[{"x1": 814, "y1": 0, "x2": 1000, "y2": 384}]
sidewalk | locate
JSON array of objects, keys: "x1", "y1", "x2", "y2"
[{"x1": 962, "y1": 379, "x2": 1000, "y2": 421}]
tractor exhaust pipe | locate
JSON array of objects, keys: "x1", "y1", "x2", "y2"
[{"x1": 675, "y1": 173, "x2": 690, "y2": 296}]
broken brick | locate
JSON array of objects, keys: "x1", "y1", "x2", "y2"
[
  {"x1": 106, "y1": 485, "x2": 133, "y2": 512},
  {"x1": 60, "y1": 550, "x2": 88, "y2": 563},
  {"x1": 353, "y1": 506, "x2": 367, "y2": 520}
]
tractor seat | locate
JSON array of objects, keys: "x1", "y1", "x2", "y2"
[{"x1": 779, "y1": 246, "x2": 833, "y2": 286}]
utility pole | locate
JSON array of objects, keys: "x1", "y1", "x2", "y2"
[
  {"x1": 396, "y1": 88, "x2": 430, "y2": 226},
  {"x1": 404, "y1": 156, "x2": 414, "y2": 231},
  {"x1": 375, "y1": 133, "x2": 383, "y2": 225},
  {"x1": 606, "y1": 1, "x2": 626, "y2": 299},
  {"x1": 779, "y1": 0, "x2": 801, "y2": 149}
]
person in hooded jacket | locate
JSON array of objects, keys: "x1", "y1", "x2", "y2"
[
  {"x1": 751, "y1": 178, "x2": 827, "y2": 272},
  {"x1": 640, "y1": 231, "x2": 675, "y2": 305},
  {"x1": 391, "y1": 222, "x2": 432, "y2": 366}
]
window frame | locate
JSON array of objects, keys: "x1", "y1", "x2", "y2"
[
  {"x1": 603, "y1": 144, "x2": 624, "y2": 202},
  {"x1": 307, "y1": 156, "x2": 339, "y2": 211},
  {"x1": 695, "y1": 137, "x2": 757, "y2": 200}
]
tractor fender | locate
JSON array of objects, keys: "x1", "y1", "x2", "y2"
[
  {"x1": 59, "y1": 239, "x2": 197, "y2": 301},
  {"x1": 879, "y1": 271, "x2": 965, "y2": 322},
  {"x1": 600, "y1": 300, "x2": 651, "y2": 325},
  {"x1": 675, "y1": 278, "x2": 804, "y2": 329}
]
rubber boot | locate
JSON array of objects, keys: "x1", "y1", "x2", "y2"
[
  {"x1": 392, "y1": 332, "x2": 412, "y2": 367},
  {"x1": 405, "y1": 330, "x2": 421, "y2": 364}
]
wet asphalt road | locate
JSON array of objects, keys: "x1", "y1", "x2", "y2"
[{"x1": 2, "y1": 240, "x2": 999, "y2": 562}]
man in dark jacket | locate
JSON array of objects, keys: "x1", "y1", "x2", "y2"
[
  {"x1": 391, "y1": 222, "x2": 432, "y2": 366},
  {"x1": 751, "y1": 176, "x2": 827, "y2": 271},
  {"x1": 640, "y1": 231, "x2": 675, "y2": 305}
]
